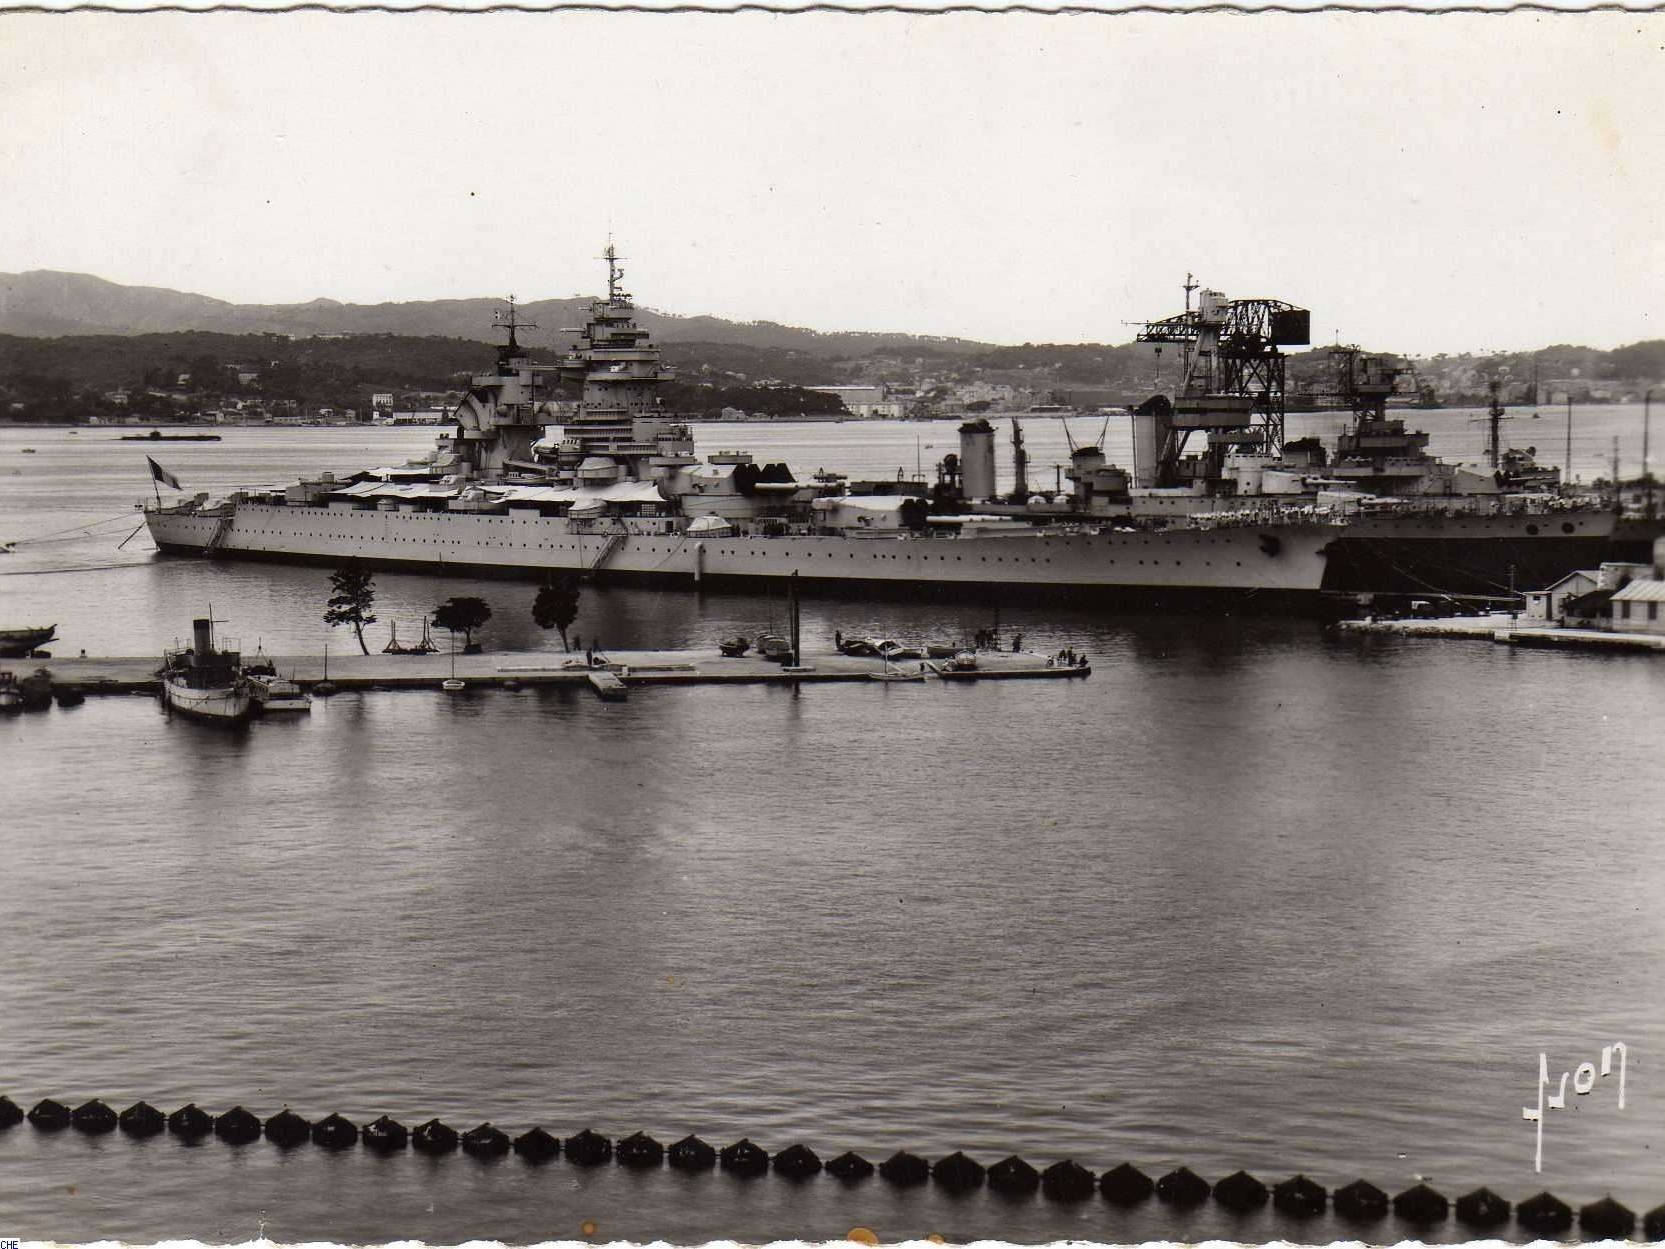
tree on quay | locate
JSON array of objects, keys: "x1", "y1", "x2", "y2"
[
  {"x1": 432, "y1": 596, "x2": 492, "y2": 651},
  {"x1": 323, "y1": 562, "x2": 378, "y2": 655},
  {"x1": 532, "y1": 575, "x2": 581, "y2": 652}
]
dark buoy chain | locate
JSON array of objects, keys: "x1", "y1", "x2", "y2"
[{"x1": 0, "y1": 1090, "x2": 1653, "y2": 1234}]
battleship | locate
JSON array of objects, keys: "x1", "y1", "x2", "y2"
[{"x1": 143, "y1": 250, "x2": 1628, "y2": 610}]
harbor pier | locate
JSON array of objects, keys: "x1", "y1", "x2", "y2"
[{"x1": 32, "y1": 646, "x2": 1092, "y2": 699}]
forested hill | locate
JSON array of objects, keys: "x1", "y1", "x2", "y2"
[{"x1": 0, "y1": 270, "x2": 991, "y2": 359}]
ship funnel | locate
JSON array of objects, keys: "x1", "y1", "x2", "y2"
[
  {"x1": 959, "y1": 418, "x2": 996, "y2": 501},
  {"x1": 192, "y1": 618, "x2": 213, "y2": 655}
]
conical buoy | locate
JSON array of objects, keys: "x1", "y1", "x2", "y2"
[
  {"x1": 1272, "y1": 1174, "x2": 1326, "y2": 1217},
  {"x1": 616, "y1": 1131, "x2": 664, "y2": 1169},
  {"x1": 1333, "y1": 1179, "x2": 1389, "y2": 1221},
  {"x1": 824, "y1": 1150, "x2": 873, "y2": 1182},
  {"x1": 564, "y1": 1128, "x2": 612, "y2": 1166},
  {"x1": 168, "y1": 1103, "x2": 214, "y2": 1140},
  {"x1": 264, "y1": 1109, "x2": 311, "y2": 1148},
  {"x1": 1099, "y1": 1162, "x2": 1153, "y2": 1206},
  {"x1": 0, "y1": 1095, "x2": 22, "y2": 1129},
  {"x1": 878, "y1": 1150, "x2": 929, "y2": 1187},
  {"x1": 1214, "y1": 1170, "x2": 1268, "y2": 1212},
  {"x1": 362, "y1": 1115, "x2": 408, "y2": 1152},
  {"x1": 1155, "y1": 1166, "x2": 1209, "y2": 1208},
  {"x1": 931, "y1": 1151, "x2": 985, "y2": 1192},
  {"x1": 1453, "y1": 1186, "x2": 1509, "y2": 1229},
  {"x1": 462, "y1": 1123, "x2": 510, "y2": 1159},
  {"x1": 1579, "y1": 1195, "x2": 1635, "y2": 1238},
  {"x1": 986, "y1": 1155, "x2": 1040, "y2": 1196},
  {"x1": 27, "y1": 1099, "x2": 70, "y2": 1131},
  {"x1": 1392, "y1": 1182, "x2": 1448, "y2": 1223},
  {"x1": 720, "y1": 1138, "x2": 769, "y2": 1177},
  {"x1": 772, "y1": 1143, "x2": 822, "y2": 1180},
  {"x1": 1041, "y1": 1159, "x2": 1096, "y2": 1202},
  {"x1": 514, "y1": 1127, "x2": 560, "y2": 1162},
  {"x1": 1642, "y1": 1202, "x2": 1665, "y2": 1241},
  {"x1": 71, "y1": 1099, "x2": 118, "y2": 1134},
  {"x1": 215, "y1": 1106, "x2": 261, "y2": 1145},
  {"x1": 412, "y1": 1118, "x2": 459, "y2": 1154},
  {"x1": 312, "y1": 1113, "x2": 358, "y2": 1149},
  {"x1": 668, "y1": 1135, "x2": 716, "y2": 1172},
  {"x1": 119, "y1": 1101, "x2": 166, "y2": 1138},
  {"x1": 1516, "y1": 1191, "x2": 1572, "y2": 1235}
]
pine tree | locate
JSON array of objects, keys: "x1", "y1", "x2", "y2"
[
  {"x1": 432, "y1": 596, "x2": 492, "y2": 650},
  {"x1": 532, "y1": 575, "x2": 582, "y2": 651},
  {"x1": 324, "y1": 562, "x2": 378, "y2": 655}
]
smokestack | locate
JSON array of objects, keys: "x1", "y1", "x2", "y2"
[
  {"x1": 959, "y1": 419, "x2": 996, "y2": 501},
  {"x1": 192, "y1": 618, "x2": 213, "y2": 655}
]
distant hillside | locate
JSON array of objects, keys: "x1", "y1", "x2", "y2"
[{"x1": 0, "y1": 270, "x2": 993, "y2": 359}]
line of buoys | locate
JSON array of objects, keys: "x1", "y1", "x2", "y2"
[{"x1": 2, "y1": 1092, "x2": 1657, "y2": 1235}]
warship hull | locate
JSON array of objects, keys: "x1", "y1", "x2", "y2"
[
  {"x1": 146, "y1": 502, "x2": 1335, "y2": 611},
  {"x1": 1320, "y1": 509, "x2": 1623, "y2": 598}
]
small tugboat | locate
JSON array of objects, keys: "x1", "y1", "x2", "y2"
[{"x1": 159, "y1": 617, "x2": 253, "y2": 724}]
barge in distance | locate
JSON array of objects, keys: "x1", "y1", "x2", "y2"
[{"x1": 142, "y1": 249, "x2": 1622, "y2": 612}]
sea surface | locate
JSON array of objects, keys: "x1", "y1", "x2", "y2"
[{"x1": 1, "y1": 415, "x2": 1663, "y2": 1245}]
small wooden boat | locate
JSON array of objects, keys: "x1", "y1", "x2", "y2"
[{"x1": 0, "y1": 624, "x2": 56, "y2": 658}]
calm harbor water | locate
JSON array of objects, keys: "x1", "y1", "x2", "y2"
[{"x1": 1, "y1": 417, "x2": 1663, "y2": 1244}]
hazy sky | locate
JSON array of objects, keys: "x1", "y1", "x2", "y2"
[{"x1": 2, "y1": 12, "x2": 1661, "y2": 353}]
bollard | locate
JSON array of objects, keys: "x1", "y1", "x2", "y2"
[
  {"x1": 264, "y1": 1109, "x2": 311, "y2": 1148},
  {"x1": 1099, "y1": 1162, "x2": 1154, "y2": 1206},
  {"x1": 118, "y1": 1102, "x2": 166, "y2": 1139},
  {"x1": 931, "y1": 1151, "x2": 986, "y2": 1193},
  {"x1": 668, "y1": 1135, "x2": 716, "y2": 1172},
  {"x1": 616, "y1": 1131, "x2": 664, "y2": 1169},
  {"x1": 215, "y1": 1107, "x2": 261, "y2": 1146},
  {"x1": 362, "y1": 1115, "x2": 408, "y2": 1152},
  {"x1": 1213, "y1": 1170, "x2": 1269, "y2": 1213},
  {"x1": 986, "y1": 1156, "x2": 1040, "y2": 1197},
  {"x1": 28, "y1": 1099, "x2": 70, "y2": 1131},
  {"x1": 720, "y1": 1138, "x2": 769, "y2": 1178},
  {"x1": 312, "y1": 1113, "x2": 358, "y2": 1150},
  {"x1": 1156, "y1": 1167, "x2": 1210, "y2": 1208},
  {"x1": 412, "y1": 1118, "x2": 459, "y2": 1155},
  {"x1": 1040, "y1": 1159, "x2": 1096, "y2": 1203},
  {"x1": 564, "y1": 1129, "x2": 613, "y2": 1166},
  {"x1": 772, "y1": 1144, "x2": 822, "y2": 1180},
  {"x1": 461, "y1": 1123, "x2": 510, "y2": 1159},
  {"x1": 1454, "y1": 1187, "x2": 1510, "y2": 1230},
  {"x1": 0, "y1": 1095, "x2": 21, "y2": 1130},
  {"x1": 1272, "y1": 1175, "x2": 1327, "y2": 1218},
  {"x1": 879, "y1": 1151, "x2": 930, "y2": 1187},
  {"x1": 70, "y1": 1099, "x2": 118, "y2": 1135},
  {"x1": 1579, "y1": 1195, "x2": 1635, "y2": 1239},
  {"x1": 513, "y1": 1127, "x2": 560, "y2": 1163},
  {"x1": 825, "y1": 1151, "x2": 874, "y2": 1182},
  {"x1": 168, "y1": 1104, "x2": 214, "y2": 1140},
  {"x1": 1516, "y1": 1191, "x2": 1573, "y2": 1235}
]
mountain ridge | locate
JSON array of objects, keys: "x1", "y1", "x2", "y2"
[{"x1": 0, "y1": 269, "x2": 996, "y2": 357}]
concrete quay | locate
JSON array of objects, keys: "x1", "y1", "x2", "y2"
[
  {"x1": 1336, "y1": 613, "x2": 1665, "y2": 653},
  {"x1": 35, "y1": 647, "x2": 1093, "y2": 697}
]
